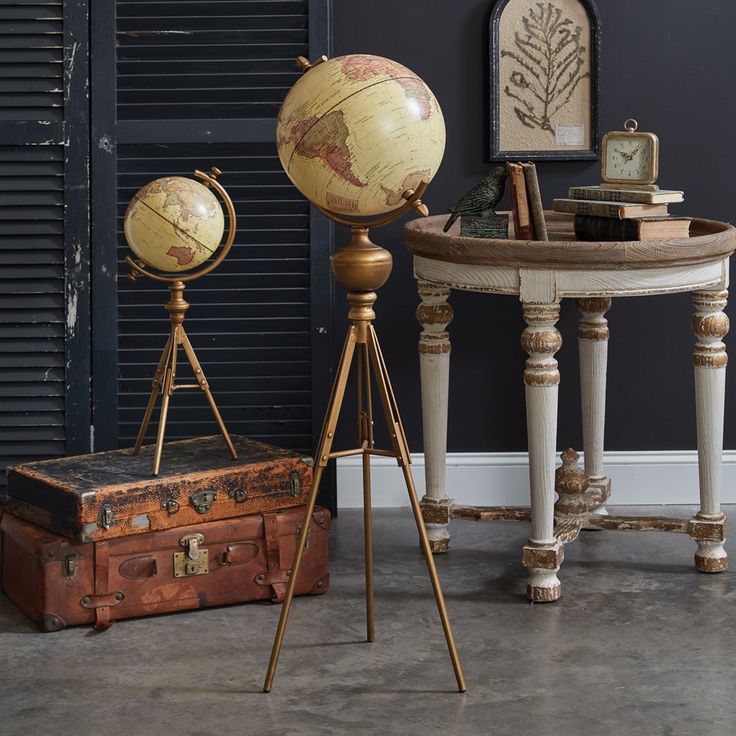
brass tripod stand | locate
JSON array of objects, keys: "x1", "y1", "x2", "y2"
[
  {"x1": 126, "y1": 168, "x2": 238, "y2": 475},
  {"x1": 131, "y1": 280, "x2": 238, "y2": 475},
  {"x1": 263, "y1": 188, "x2": 466, "y2": 693}
]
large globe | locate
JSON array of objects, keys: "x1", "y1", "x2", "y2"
[
  {"x1": 124, "y1": 176, "x2": 225, "y2": 272},
  {"x1": 276, "y1": 54, "x2": 445, "y2": 217}
]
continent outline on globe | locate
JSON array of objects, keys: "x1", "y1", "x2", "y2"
[
  {"x1": 275, "y1": 54, "x2": 446, "y2": 217},
  {"x1": 124, "y1": 175, "x2": 225, "y2": 273}
]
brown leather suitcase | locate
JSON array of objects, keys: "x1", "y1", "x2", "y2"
[
  {"x1": 0, "y1": 505, "x2": 330, "y2": 631},
  {"x1": 6, "y1": 435, "x2": 312, "y2": 542}
]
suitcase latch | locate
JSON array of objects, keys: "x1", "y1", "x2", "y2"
[
  {"x1": 160, "y1": 498, "x2": 180, "y2": 514},
  {"x1": 228, "y1": 488, "x2": 247, "y2": 503},
  {"x1": 99, "y1": 503, "x2": 115, "y2": 530},
  {"x1": 295, "y1": 522, "x2": 312, "y2": 550},
  {"x1": 174, "y1": 533, "x2": 209, "y2": 577},
  {"x1": 189, "y1": 489, "x2": 217, "y2": 514},
  {"x1": 63, "y1": 552, "x2": 79, "y2": 579},
  {"x1": 289, "y1": 472, "x2": 301, "y2": 497}
]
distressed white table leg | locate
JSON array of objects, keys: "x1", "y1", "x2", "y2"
[
  {"x1": 416, "y1": 281, "x2": 454, "y2": 553},
  {"x1": 521, "y1": 302, "x2": 563, "y2": 601},
  {"x1": 689, "y1": 290, "x2": 729, "y2": 572},
  {"x1": 577, "y1": 297, "x2": 612, "y2": 515}
]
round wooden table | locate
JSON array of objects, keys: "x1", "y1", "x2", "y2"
[{"x1": 404, "y1": 211, "x2": 736, "y2": 601}]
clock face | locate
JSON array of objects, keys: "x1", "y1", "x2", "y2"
[{"x1": 602, "y1": 133, "x2": 658, "y2": 184}]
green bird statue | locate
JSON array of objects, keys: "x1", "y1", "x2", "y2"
[{"x1": 443, "y1": 165, "x2": 508, "y2": 233}]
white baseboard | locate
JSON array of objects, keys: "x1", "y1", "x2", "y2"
[{"x1": 336, "y1": 450, "x2": 736, "y2": 508}]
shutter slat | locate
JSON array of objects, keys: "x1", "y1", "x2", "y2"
[
  {"x1": 116, "y1": 140, "x2": 312, "y2": 450},
  {"x1": 0, "y1": 113, "x2": 66, "y2": 482},
  {"x1": 117, "y1": 0, "x2": 307, "y2": 120}
]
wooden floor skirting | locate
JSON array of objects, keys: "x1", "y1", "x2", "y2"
[{"x1": 336, "y1": 450, "x2": 736, "y2": 508}]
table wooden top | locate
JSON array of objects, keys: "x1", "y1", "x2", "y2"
[{"x1": 404, "y1": 212, "x2": 736, "y2": 270}]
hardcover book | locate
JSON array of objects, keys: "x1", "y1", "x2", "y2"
[
  {"x1": 522, "y1": 162, "x2": 548, "y2": 240},
  {"x1": 553, "y1": 198, "x2": 669, "y2": 219},
  {"x1": 507, "y1": 162, "x2": 532, "y2": 239},
  {"x1": 567, "y1": 186, "x2": 684, "y2": 205},
  {"x1": 574, "y1": 215, "x2": 691, "y2": 241}
]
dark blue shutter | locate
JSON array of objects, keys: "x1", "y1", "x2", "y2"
[
  {"x1": 91, "y1": 0, "x2": 334, "y2": 504},
  {"x1": 0, "y1": 0, "x2": 90, "y2": 492}
]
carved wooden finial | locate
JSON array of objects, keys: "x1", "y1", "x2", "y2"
[
  {"x1": 402, "y1": 189, "x2": 430, "y2": 217},
  {"x1": 555, "y1": 448, "x2": 587, "y2": 495}
]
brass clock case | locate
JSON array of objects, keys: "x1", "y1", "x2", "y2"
[{"x1": 601, "y1": 119, "x2": 659, "y2": 185}]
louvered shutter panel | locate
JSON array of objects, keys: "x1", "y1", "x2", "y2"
[
  {"x1": 91, "y1": 1, "x2": 333, "y2": 502},
  {"x1": 0, "y1": 1, "x2": 90, "y2": 492}
]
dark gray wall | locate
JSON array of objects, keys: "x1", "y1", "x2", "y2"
[{"x1": 331, "y1": 0, "x2": 736, "y2": 453}]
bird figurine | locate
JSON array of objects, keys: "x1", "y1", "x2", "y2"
[{"x1": 443, "y1": 165, "x2": 508, "y2": 233}]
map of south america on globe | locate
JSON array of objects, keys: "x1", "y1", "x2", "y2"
[
  {"x1": 276, "y1": 54, "x2": 445, "y2": 216},
  {"x1": 124, "y1": 176, "x2": 225, "y2": 273}
]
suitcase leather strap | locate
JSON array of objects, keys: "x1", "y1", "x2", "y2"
[
  {"x1": 262, "y1": 513, "x2": 286, "y2": 602},
  {"x1": 87, "y1": 541, "x2": 124, "y2": 631}
]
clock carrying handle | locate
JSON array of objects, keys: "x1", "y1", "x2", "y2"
[{"x1": 125, "y1": 168, "x2": 237, "y2": 284}]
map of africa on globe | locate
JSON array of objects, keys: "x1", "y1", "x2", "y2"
[
  {"x1": 124, "y1": 176, "x2": 225, "y2": 273},
  {"x1": 276, "y1": 54, "x2": 446, "y2": 217}
]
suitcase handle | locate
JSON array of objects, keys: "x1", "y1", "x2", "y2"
[
  {"x1": 119, "y1": 555, "x2": 158, "y2": 579},
  {"x1": 217, "y1": 542, "x2": 259, "y2": 566}
]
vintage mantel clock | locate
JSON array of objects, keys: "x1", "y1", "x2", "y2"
[{"x1": 601, "y1": 119, "x2": 659, "y2": 186}]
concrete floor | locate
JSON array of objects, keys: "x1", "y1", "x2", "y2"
[{"x1": 0, "y1": 506, "x2": 734, "y2": 736}]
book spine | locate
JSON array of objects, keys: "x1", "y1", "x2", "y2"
[
  {"x1": 567, "y1": 187, "x2": 683, "y2": 204},
  {"x1": 573, "y1": 215, "x2": 639, "y2": 241},
  {"x1": 599, "y1": 182, "x2": 660, "y2": 192},
  {"x1": 568, "y1": 187, "x2": 652, "y2": 204},
  {"x1": 506, "y1": 163, "x2": 521, "y2": 238},
  {"x1": 553, "y1": 198, "x2": 666, "y2": 218},
  {"x1": 523, "y1": 162, "x2": 548, "y2": 240},
  {"x1": 508, "y1": 163, "x2": 532, "y2": 239}
]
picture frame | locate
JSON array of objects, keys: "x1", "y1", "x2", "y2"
[{"x1": 489, "y1": 0, "x2": 601, "y2": 161}]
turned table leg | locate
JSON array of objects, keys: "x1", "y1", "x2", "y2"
[
  {"x1": 521, "y1": 302, "x2": 563, "y2": 601},
  {"x1": 416, "y1": 281, "x2": 454, "y2": 553},
  {"x1": 689, "y1": 290, "x2": 729, "y2": 572},
  {"x1": 577, "y1": 297, "x2": 612, "y2": 514}
]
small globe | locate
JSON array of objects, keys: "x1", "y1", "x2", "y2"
[
  {"x1": 124, "y1": 176, "x2": 225, "y2": 272},
  {"x1": 276, "y1": 54, "x2": 445, "y2": 217}
]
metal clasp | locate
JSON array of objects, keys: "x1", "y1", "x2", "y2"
[
  {"x1": 181, "y1": 533, "x2": 204, "y2": 561},
  {"x1": 189, "y1": 489, "x2": 217, "y2": 514},
  {"x1": 228, "y1": 488, "x2": 247, "y2": 503},
  {"x1": 289, "y1": 472, "x2": 301, "y2": 497},
  {"x1": 99, "y1": 503, "x2": 115, "y2": 530},
  {"x1": 63, "y1": 552, "x2": 79, "y2": 579},
  {"x1": 174, "y1": 533, "x2": 209, "y2": 577},
  {"x1": 160, "y1": 498, "x2": 180, "y2": 514}
]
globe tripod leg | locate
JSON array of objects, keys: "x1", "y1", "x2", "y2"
[
  {"x1": 133, "y1": 334, "x2": 173, "y2": 453},
  {"x1": 263, "y1": 327, "x2": 358, "y2": 693},
  {"x1": 152, "y1": 328, "x2": 178, "y2": 477},
  {"x1": 367, "y1": 326, "x2": 466, "y2": 693},
  {"x1": 180, "y1": 329, "x2": 238, "y2": 460},
  {"x1": 358, "y1": 342, "x2": 376, "y2": 643}
]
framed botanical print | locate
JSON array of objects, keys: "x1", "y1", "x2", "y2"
[{"x1": 489, "y1": 0, "x2": 601, "y2": 160}]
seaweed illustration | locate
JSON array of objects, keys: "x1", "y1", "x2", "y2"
[{"x1": 501, "y1": 2, "x2": 589, "y2": 137}]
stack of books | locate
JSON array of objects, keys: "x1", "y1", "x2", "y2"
[{"x1": 552, "y1": 185, "x2": 690, "y2": 241}]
